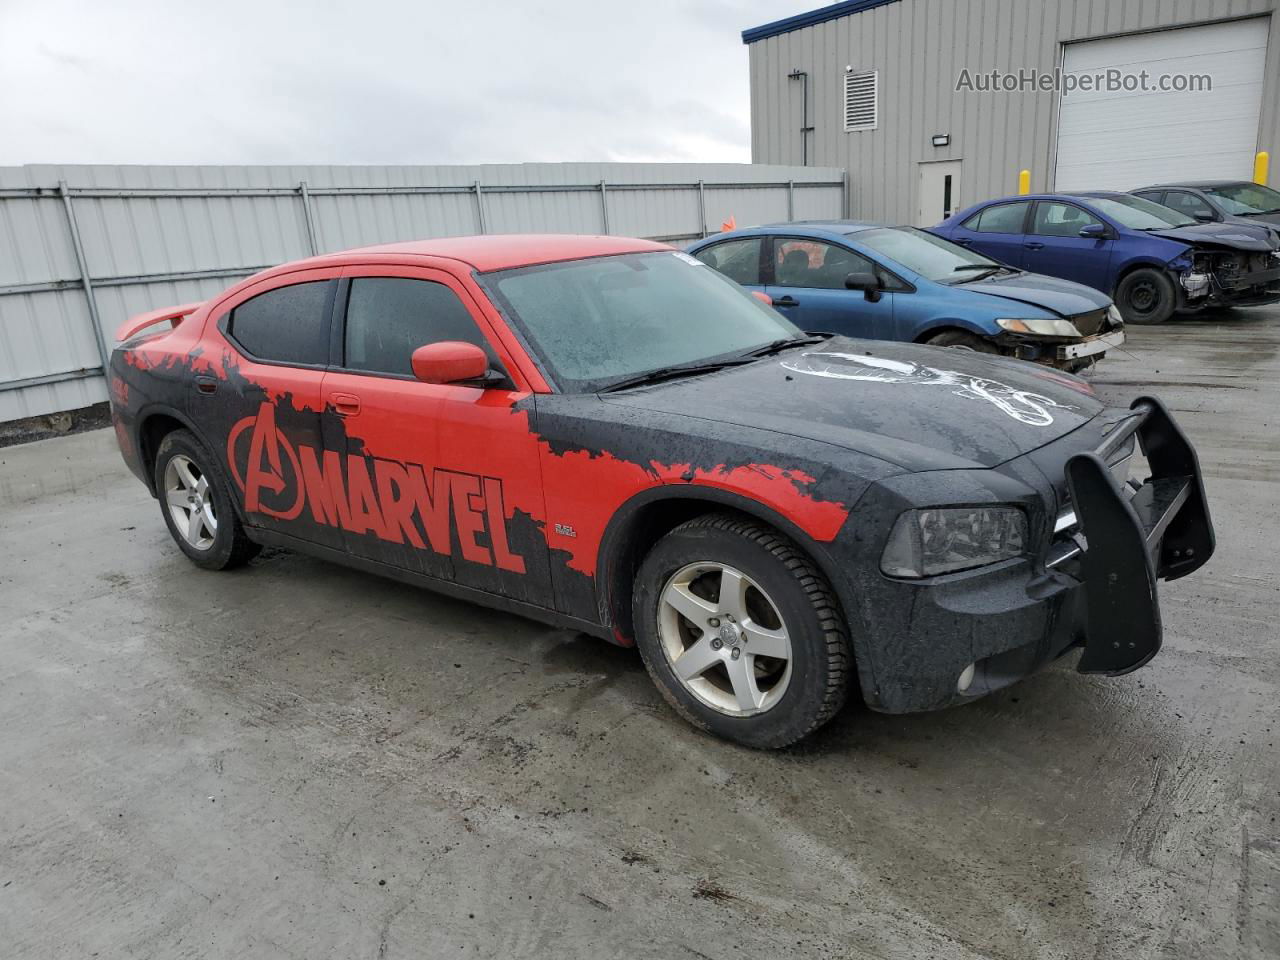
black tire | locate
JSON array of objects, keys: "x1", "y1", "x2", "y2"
[
  {"x1": 1114, "y1": 268, "x2": 1176, "y2": 325},
  {"x1": 925, "y1": 329, "x2": 1000, "y2": 353},
  {"x1": 632, "y1": 513, "x2": 851, "y2": 749},
  {"x1": 153, "y1": 429, "x2": 260, "y2": 571}
]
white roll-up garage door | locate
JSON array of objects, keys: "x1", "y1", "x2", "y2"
[{"x1": 1054, "y1": 17, "x2": 1269, "y2": 190}]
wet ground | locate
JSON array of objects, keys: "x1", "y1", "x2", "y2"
[{"x1": 1, "y1": 307, "x2": 1277, "y2": 959}]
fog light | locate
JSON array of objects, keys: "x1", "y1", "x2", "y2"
[{"x1": 957, "y1": 663, "x2": 976, "y2": 693}]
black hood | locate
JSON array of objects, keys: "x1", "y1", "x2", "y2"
[
  {"x1": 1153, "y1": 221, "x2": 1280, "y2": 252},
  {"x1": 602, "y1": 338, "x2": 1103, "y2": 472},
  {"x1": 1237, "y1": 212, "x2": 1280, "y2": 227}
]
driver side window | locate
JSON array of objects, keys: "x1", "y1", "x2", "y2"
[
  {"x1": 773, "y1": 239, "x2": 873, "y2": 290},
  {"x1": 343, "y1": 277, "x2": 499, "y2": 377},
  {"x1": 1163, "y1": 191, "x2": 1216, "y2": 220},
  {"x1": 1031, "y1": 201, "x2": 1103, "y2": 237}
]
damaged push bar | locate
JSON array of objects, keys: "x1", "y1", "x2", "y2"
[{"x1": 1064, "y1": 396, "x2": 1215, "y2": 676}]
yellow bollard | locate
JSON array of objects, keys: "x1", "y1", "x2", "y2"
[
  {"x1": 1018, "y1": 169, "x2": 1031, "y2": 196},
  {"x1": 1254, "y1": 151, "x2": 1269, "y2": 186}
]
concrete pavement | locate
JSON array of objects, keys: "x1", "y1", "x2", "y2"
[{"x1": 1, "y1": 307, "x2": 1277, "y2": 959}]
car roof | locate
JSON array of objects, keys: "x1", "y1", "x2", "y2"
[
  {"x1": 262, "y1": 234, "x2": 671, "y2": 275},
  {"x1": 1138, "y1": 180, "x2": 1248, "y2": 189},
  {"x1": 766, "y1": 219, "x2": 892, "y2": 235},
  {"x1": 967, "y1": 194, "x2": 1092, "y2": 205},
  {"x1": 697, "y1": 221, "x2": 896, "y2": 243}
]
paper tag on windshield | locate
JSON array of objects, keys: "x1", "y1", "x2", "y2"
[{"x1": 672, "y1": 252, "x2": 706, "y2": 266}]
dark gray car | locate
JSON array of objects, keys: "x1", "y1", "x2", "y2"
[{"x1": 1133, "y1": 181, "x2": 1280, "y2": 234}]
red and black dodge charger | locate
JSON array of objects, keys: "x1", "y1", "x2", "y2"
[{"x1": 109, "y1": 235, "x2": 1213, "y2": 748}]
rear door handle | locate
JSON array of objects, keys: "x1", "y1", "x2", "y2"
[
  {"x1": 194, "y1": 376, "x2": 218, "y2": 395},
  {"x1": 329, "y1": 392, "x2": 361, "y2": 417},
  {"x1": 953, "y1": 237, "x2": 972, "y2": 245},
  {"x1": 1024, "y1": 241, "x2": 1045, "y2": 250},
  {"x1": 773, "y1": 296, "x2": 799, "y2": 307}
]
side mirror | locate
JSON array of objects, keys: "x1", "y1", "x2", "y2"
[
  {"x1": 1079, "y1": 223, "x2": 1108, "y2": 238},
  {"x1": 411, "y1": 341, "x2": 490, "y2": 385},
  {"x1": 1194, "y1": 212, "x2": 1214, "y2": 223},
  {"x1": 751, "y1": 290, "x2": 773, "y2": 306},
  {"x1": 845, "y1": 271, "x2": 882, "y2": 302}
]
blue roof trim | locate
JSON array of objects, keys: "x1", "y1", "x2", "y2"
[{"x1": 742, "y1": 0, "x2": 902, "y2": 44}]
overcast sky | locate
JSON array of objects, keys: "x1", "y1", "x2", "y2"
[{"x1": 0, "y1": 0, "x2": 819, "y2": 167}]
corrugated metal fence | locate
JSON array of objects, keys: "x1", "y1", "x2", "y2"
[{"x1": 0, "y1": 162, "x2": 846, "y2": 422}]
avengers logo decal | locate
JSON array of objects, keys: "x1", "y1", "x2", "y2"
[
  {"x1": 227, "y1": 401, "x2": 526, "y2": 572},
  {"x1": 227, "y1": 402, "x2": 305, "y2": 519}
]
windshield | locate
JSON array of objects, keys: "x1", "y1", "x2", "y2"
[
  {"x1": 1205, "y1": 182, "x2": 1280, "y2": 215},
  {"x1": 480, "y1": 251, "x2": 800, "y2": 393},
  {"x1": 855, "y1": 226, "x2": 1002, "y2": 283},
  {"x1": 1080, "y1": 194, "x2": 1197, "y2": 229}
]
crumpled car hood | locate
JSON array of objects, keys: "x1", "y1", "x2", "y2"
[
  {"x1": 961, "y1": 271, "x2": 1112, "y2": 318},
  {"x1": 1153, "y1": 221, "x2": 1280, "y2": 252},
  {"x1": 602, "y1": 337, "x2": 1104, "y2": 471}
]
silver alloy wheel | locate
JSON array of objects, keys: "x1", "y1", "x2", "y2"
[
  {"x1": 164, "y1": 454, "x2": 217, "y2": 551},
  {"x1": 657, "y1": 561, "x2": 792, "y2": 717}
]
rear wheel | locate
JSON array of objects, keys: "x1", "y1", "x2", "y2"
[
  {"x1": 154, "y1": 429, "x2": 260, "y2": 570},
  {"x1": 632, "y1": 513, "x2": 851, "y2": 749},
  {"x1": 925, "y1": 329, "x2": 1000, "y2": 354},
  {"x1": 1115, "y1": 268, "x2": 1176, "y2": 325}
]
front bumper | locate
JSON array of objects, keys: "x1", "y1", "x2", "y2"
[
  {"x1": 997, "y1": 325, "x2": 1125, "y2": 368},
  {"x1": 841, "y1": 397, "x2": 1214, "y2": 713},
  {"x1": 1178, "y1": 258, "x2": 1280, "y2": 308},
  {"x1": 1057, "y1": 328, "x2": 1125, "y2": 361}
]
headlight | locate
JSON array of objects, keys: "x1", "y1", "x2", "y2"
[
  {"x1": 880, "y1": 506, "x2": 1028, "y2": 578},
  {"x1": 1179, "y1": 272, "x2": 1211, "y2": 295},
  {"x1": 996, "y1": 317, "x2": 1082, "y2": 337},
  {"x1": 1107, "y1": 304, "x2": 1123, "y2": 325}
]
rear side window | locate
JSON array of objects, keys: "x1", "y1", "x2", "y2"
[
  {"x1": 963, "y1": 202, "x2": 1029, "y2": 234},
  {"x1": 229, "y1": 281, "x2": 333, "y2": 366},
  {"x1": 344, "y1": 277, "x2": 494, "y2": 377},
  {"x1": 694, "y1": 238, "x2": 764, "y2": 285}
]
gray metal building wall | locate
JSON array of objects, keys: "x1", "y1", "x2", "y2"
[
  {"x1": 0, "y1": 162, "x2": 844, "y2": 422},
  {"x1": 748, "y1": 0, "x2": 1280, "y2": 222}
]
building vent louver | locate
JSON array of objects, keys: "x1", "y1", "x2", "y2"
[{"x1": 844, "y1": 69, "x2": 878, "y2": 131}]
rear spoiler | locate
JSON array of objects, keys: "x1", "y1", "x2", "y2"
[{"x1": 115, "y1": 302, "x2": 203, "y2": 343}]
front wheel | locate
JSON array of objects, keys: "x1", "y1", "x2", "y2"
[
  {"x1": 925, "y1": 330, "x2": 1000, "y2": 353},
  {"x1": 154, "y1": 429, "x2": 260, "y2": 570},
  {"x1": 1115, "y1": 268, "x2": 1176, "y2": 325},
  {"x1": 632, "y1": 513, "x2": 852, "y2": 749}
]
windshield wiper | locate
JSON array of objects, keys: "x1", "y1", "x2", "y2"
[
  {"x1": 951, "y1": 264, "x2": 1003, "y2": 282},
  {"x1": 740, "y1": 333, "x2": 829, "y2": 358},
  {"x1": 598, "y1": 358, "x2": 754, "y2": 393}
]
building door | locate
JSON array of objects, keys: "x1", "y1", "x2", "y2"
[
  {"x1": 1055, "y1": 17, "x2": 1269, "y2": 189},
  {"x1": 916, "y1": 160, "x2": 962, "y2": 226}
]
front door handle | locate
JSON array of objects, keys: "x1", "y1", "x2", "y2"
[
  {"x1": 773, "y1": 295, "x2": 799, "y2": 307},
  {"x1": 1024, "y1": 241, "x2": 1045, "y2": 250},
  {"x1": 329, "y1": 393, "x2": 361, "y2": 417},
  {"x1": 953, "y1": 237, "x2": 972, "y2": 245}
]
